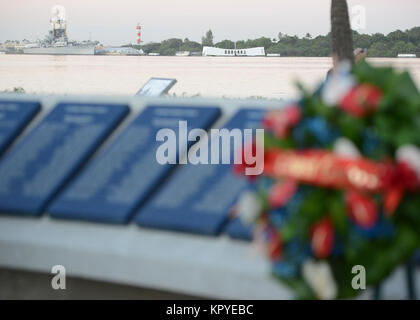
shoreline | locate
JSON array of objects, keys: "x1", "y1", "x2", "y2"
[{"x1": 1, "y1": 53, "x2": 419, "y2": 59}]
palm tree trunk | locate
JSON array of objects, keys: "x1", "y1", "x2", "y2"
[{"x1": 331, "y1": 0, "x2": 354, "y2": 64}]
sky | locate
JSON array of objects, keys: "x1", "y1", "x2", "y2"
[{"x1": 0, "y1": 0, "x2": 419, "y2": 45}]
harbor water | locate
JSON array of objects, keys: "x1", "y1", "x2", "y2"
[{"x1": 1, "y1": 55, "x2": 420, "y2": 99}]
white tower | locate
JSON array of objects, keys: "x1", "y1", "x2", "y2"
[{"x1": 136, "y1": 23, "x2": 141, "y2": 45}]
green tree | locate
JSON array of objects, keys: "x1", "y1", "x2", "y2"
[
  {"x1": 405, "y1": 42, "x2": 417, "y2": 54},
  {"x1": 371, "y1": 33, "x2": 386, "y2": 44},
  {"x1": 245, "y1": 37, "x2": 273, "y2": 50},
  {"x1": 368, "y1": 41, "x2": 390, "y2": 57},
  {"x1": 407, "y1": 27, "x2": 420, "y2": 45},
  {"x1": 180, "y1": 39, "x2": 202, "y2": 52},
  {"x1": 202, "y1": 29, "x2": 214, "y2": 46},
  {"x1": 353, "y1": 33, "x2": 372, "y2": 49},
  {"x1": 138, "y1": 42, "x2": 160, "y2": 54},
  {"x1": 159, "y1": 38, "x2": 183, "y2": 55},
  {"x1": 215, "y1": 40, "x2": 235, "y2": 49},
  {"x1": 387, "y1": 30, "x2": 406, "y2": 42},
  {"x1": 235, "y1": 40, "x2": 246, "y2": 49}
]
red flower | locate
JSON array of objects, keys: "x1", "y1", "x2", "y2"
[
  {"x1": 384, "y1": 188, "x2": 403, "y2": 217},
  {"x1": 382, "y1": 161, "x2": 419, "y2": 215},
  {"x1": 395, "y1": 161, "x2": 419, "y2": 192},
  {"x1": 340, "y1": 84, "x2": 383, "y2": 117},
  {"x1": 345, "y1": 191, "x2": 379, "y2": 229},
  {"x1": 266, "y1": 231, "x2": 283, "y2": 262},
  {"x1": 310, "y1": 219, "x2": 334, "y2": 259},
  {"x1": 268, "y1": 179, "x2": 297, "y2": 208},
  {"x1": 262, "y1": 105, "x2": 301, "y2": 138}
]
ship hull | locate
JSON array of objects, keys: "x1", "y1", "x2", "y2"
[{"x1": 23, "y1": 45, "x2": 95, "y2": 55}]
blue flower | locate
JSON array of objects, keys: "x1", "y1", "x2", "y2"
[
  {"x1": 268, "y1": 208, "x2": 288, "y2": 228},
  {"x1": 292, "y1": 117, "x2": 340, "y2": 148},
  {"x1": 285, "y1": 188, "x2": 307, "y2": 215},
  {"x1": 256, "y1": 177, "x2": 274, "y2": 192},
  {"x1": 362, "y1": 129, "x2": 381, "y2": 156},
  {"x1": 352, "y1": 215, "x2": 395, "y2": 239},
  {"x1": 331, "y1": 240, "x2": 344, "y2": 257},
  {"x1": 284, "y1": 240, "x2": 311, "y2": 265},
  {"x1": 273, "y1": 261, "x2": 299, "y2": 278}
]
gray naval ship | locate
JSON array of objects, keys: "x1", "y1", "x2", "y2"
[{"x1": 23, "y1": 5, "x2": 97, "y2": 55}]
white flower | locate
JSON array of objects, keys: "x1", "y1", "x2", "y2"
[
  {"x1": 302, "y1": 259, "x2": 338, "y2": 300},
  {"x1": 396, "y1": 144, "x2": 420, "y2": 180},
  {"x1": 333, "y1": 137, "x2": 361, "y2": 159},
  {"x1": 237, "y1": 191, "x2": 261, "y2": 225},
  {"x1": 322, "y1": 61, "x2": 356, "y2": 107}
]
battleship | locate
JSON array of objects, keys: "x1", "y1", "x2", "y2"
[{"x1": 23, "y1": 5, "x2": 97, "y2": 55}]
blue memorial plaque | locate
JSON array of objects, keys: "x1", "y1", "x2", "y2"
[
  {"x1": 135, "y1": 108, "x2": 266, "y2": 236},
  {"x1": 48, "y1": 105, "x2": 221, "y2": 224},
  {"x1": 0, "y1": 102, "x2": 129, "y2": 216},
  {"x1": 0, "y1": 100, "x2": 40, "y2": 156},
  {"x1": 224, "y1": 218, "x2": 253, "y2": 241}
]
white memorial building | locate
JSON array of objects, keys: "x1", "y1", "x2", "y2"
[{"x1": 202, "y1": 46, "x2": 266, "y2": 56}]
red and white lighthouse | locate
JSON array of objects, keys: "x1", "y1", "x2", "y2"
[{"x1": 136, "y1": 23, "x2": 141, "y2": 45}]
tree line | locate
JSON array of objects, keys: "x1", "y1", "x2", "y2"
[{"x1": 127, "y1": 27, "x2": 420, "y2": 57}]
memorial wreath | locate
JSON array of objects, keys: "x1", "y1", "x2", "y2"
[{"x1": 234, "y1": 61, "x2": 420, "y2": 299}]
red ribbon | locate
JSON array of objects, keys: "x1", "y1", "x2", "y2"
[{"x1": 264, "y1": 149, "x2": 418, "y2": 215}]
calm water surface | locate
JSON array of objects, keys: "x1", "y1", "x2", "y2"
[{"x1": 1, "y1": 55, "x2": 419, "y2": 99}]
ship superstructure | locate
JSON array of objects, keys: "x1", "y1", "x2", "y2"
[{"x1": 23, "y1": 5, "x2": 97, "y2": 55}]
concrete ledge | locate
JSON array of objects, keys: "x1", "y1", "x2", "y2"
[
  {"x1": 0, "y1": 267, "x2": 198, "y2": 299},
  {"x1": 0, "y1": 216, "x2": 293, "y2": 299}
]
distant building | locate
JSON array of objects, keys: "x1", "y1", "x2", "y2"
[
  {"x1": 397, "y1": 53, "x2": 416, "y2": 58},
  {"x1": 175, "y1": 51, "x2": 190, "y2": 56},
  {"x1": 95, "y1": 47, "x2": 144, "y2": 56},
  {"x1": 202, "y1": 46, "x2": 265, "y2": 57}
]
